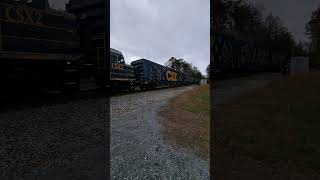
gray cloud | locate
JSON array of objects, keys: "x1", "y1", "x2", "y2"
[
  {"x1": 251, "y1": 0, "x2": 320, "y2": 42},
  {"x1": 111, "y1": 0, "x2": 210, "y2": 74}
]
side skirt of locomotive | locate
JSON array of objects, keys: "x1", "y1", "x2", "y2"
[{"x1": 0, "y1": 51, "x2": 82, "y2": 94}]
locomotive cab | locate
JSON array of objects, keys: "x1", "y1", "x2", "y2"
[{"x1": 108, "y1": 48, "x2": 136, "y2": 90}]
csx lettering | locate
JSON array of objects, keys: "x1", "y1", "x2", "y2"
[
  {"x1": 112, "y1": 63, "x2": 124, "y2": 70},
  {"x1": 166, "y1": 71, "x2": 177, "y2": 81},
  {"x1": 4, "y1": 4, "x2": 43, "y2": 25}
]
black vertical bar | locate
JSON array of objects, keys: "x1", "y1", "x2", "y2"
[
  {"x1": 105, "y1": 0, "x2": 110, "y2": 179},
  {"x1": 105, "y1": 0, "x2": 110, "y2": 84}
]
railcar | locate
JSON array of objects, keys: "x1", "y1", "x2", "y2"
[
  {"x1": 212, "y1": 32, "x2": 286, "y2": 76},
  {"x1": 131, "y1": 59, "x2": 200, "y2": 90}
]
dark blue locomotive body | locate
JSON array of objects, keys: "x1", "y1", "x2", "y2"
[{"x1": 0, "y1": 0, "x2": 82, "y2": 92}]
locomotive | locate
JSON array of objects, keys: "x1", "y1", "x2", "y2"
[
  {"x1": 0, "y1": 0, "x2": 200, "y2": 93},
  {"x1": 212, "y1": 32, "x2": 288, "y2": 76},
  {"x1": 0, "y1": 0, "x2": 81, "y2": 92}
]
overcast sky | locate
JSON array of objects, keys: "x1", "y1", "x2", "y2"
[
  {"x1": 250, "y1": 0, "x2": 320, "y2": 42},
  {"x1": 111, "y1": 0, "x2": 210, "y2": 75}
]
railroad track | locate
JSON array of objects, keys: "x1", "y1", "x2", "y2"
[{"x1": 0, "y1": 81, "x2": 188, "y2": 113}]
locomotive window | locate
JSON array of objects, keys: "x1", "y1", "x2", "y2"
[
  {"x1": 118, "y1": 56, "x2": 125, "y2": 64},
  {"x1": 49, "y1": 0, "x2": 68, "y2": 11},
  {"x1": 111, "y1": 54, "x2": 117, "y2": 63}
]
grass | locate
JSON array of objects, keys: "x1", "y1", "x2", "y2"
[
  {"x1": 214, "y1": 71, "x2": 320, "y2": 174},
  {"x1": 159, "y1": 85, "x2": 210, "y2": 160}
]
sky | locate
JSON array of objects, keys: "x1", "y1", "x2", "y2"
[
  {"x1": 250, "y1": 0, "x2": 320, "y2": 42},
  {"x1": 110, "y1": 0, "x2": 210, "y2": 75}
]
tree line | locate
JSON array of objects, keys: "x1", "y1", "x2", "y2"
[
  {"x1": 212, "y1": 0, "x2": 308, "y2": 65},
  {"x1": 165, "y1": 57, "x2": 203, "y2": 80},
  {"x1": 306, "y1": 6, "x2": 320, "y2": 68}
]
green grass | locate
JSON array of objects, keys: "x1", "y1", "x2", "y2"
[
  {"x1": 182, "y1": 86, "x2": 210, "y2": 114},
  {"x1": 160, "y1": 85, "x2": 210, "y2": 159}
]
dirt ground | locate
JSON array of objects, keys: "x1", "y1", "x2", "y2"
[
  {"x1": 213, "y1": 72, "x2": 320, "y2": 179},
  {"x1": 159, "y1": 85, "x2": 210, "y2": 160}
]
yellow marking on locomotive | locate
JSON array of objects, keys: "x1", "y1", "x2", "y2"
[
  {"x1": 112, "y1": 63, "x2": 124, "y2": 70},
  {"x1": 2, "y1": 3, "x2": 44, "y2": 26},
  {"x1": 166, "y1": 70, "x2": 177, "y2": 81},
  {"x1": 0, "y1": 3, "x2": 75, "y2": 31}
]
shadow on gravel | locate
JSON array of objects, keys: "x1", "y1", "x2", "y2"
[
  {"x1": 0, "y1": 88, "x2": 110, "y2": 113},
  {"x1": 0, "y1": 85, "x2": 178, "y2": 113}
]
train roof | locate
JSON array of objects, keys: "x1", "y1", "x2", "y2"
[
  {"x1": 132, "y1": 58, "x2": 193, "y2": 76},
  {"x1": 110, "y1": 48, "x2": 123, "y2": 56}
]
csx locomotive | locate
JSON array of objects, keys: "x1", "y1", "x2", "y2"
[{"x1": 0, "y1": 0, "x2": 200, "y2": 93}]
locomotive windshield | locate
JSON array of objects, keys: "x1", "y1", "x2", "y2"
[
  {"x1": 110, "y1": 48, "x2": 126, "y2": 64},
  {"x1": 48, "y1": 0, "x2": 67, "y2": 11},
  {"x1": 110, "y1": 52, "x2": 125, "y2": 64}
]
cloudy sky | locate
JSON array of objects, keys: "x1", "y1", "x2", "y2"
[
  {"x1": 250, "y1": 0, "x2": 320, "y2": 42},
  {"x1": 49, "y1": 0, "x2": 320, "y2": 72},
  {"x1": 110, "y1": 0, "x2": 210, "y2": 74}
]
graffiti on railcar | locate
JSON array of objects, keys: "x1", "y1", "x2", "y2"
[{"x1": 166, "y1": 70, "x2": 177, "y2": 81}]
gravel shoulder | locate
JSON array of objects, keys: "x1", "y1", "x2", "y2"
[
  {"x1": 111, "y1": 86, "x2": 209, "y2": 179},
  {"x1": 0, "y1": 98, "x2": 108, "y2": 179}
]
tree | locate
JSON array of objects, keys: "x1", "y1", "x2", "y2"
[
  {"x1": 212, "y1": 0, "x2": 295, "y2": 66},
  {"x1": 306, "y1": 6, "x2": 320, "y2": 67},
  {"x1": 165, "y1": 57, "x2": 183, "y2": 71},
  {"x1": 165, "y1": 57, "x2": 202, "y2": 78}
]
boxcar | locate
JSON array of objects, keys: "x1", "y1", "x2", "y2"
[{"x1": 131, "y1": 59, "x2": 198, "y2": 89}]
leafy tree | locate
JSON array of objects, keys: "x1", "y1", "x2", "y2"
[
  {"x1": 306, "y1": 6, "x2": 320, "y2": 67},
  {"x1": 165, "y1": 57, "x2": 202, "y2": 79}
]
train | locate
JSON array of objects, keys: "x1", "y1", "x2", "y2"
[
  {"x1": 212, "y1": 32, "x2": 289, "y2": 76},
  {"x1": 0, "y1": 0, "x2": 200, "y2": 93}
]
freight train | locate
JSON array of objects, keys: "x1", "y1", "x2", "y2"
[
  {"x1": 0, "y1": 0, "x2": 200, "y2": 93},
  {"x1": 131, "y1": 59, "x2": 200, "y2": 90},
  {"x1": 212, "y1": 32, "x2": 289, "y2": 76}
]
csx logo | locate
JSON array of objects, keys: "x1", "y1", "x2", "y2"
[
  {"x1": 112, "y1": 63, "x2": 124, "y2": 70},
  {"x1": 1, "y1": 3, "x2": 43, "y2": 26},
  {"x1": 166, "y1": 70, "x2": 177, "y2": 81}
]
